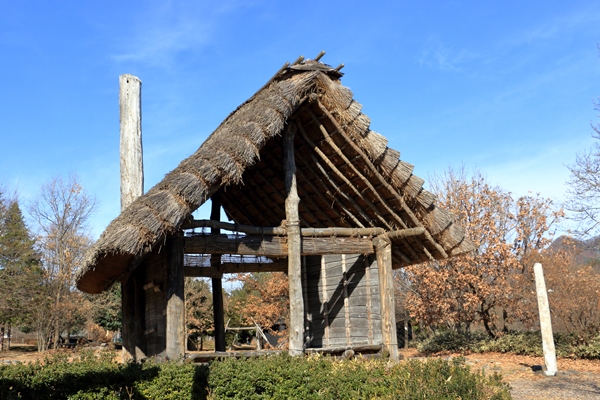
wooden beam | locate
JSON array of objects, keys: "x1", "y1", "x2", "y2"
[
  {"x1": 385, "y1": 227, "x2": 425, "y2": 241},
  {"x1": 185, "y1": 261, "x2": 287, "y2": 277},
  {"x1": 284, "y1": 124, "x2": 304, "y2": 357},
  {"x1": 184, "y1": 234, "x2": 375, "y2": 256},
  {"x1": 183, "y1": 219, "x2": 286, "y2": 235},
  {"x1": 183, "y1": 219, "x2": 385, "y2": 237},
  {"x1": 373, "y1": 237, "x2": 399, "y2": 361}
]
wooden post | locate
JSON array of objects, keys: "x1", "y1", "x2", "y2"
[
  {"x1": 373, "y1": 237, "x2": 399, "y2": 361},
  {"x1": 119, "y1": 74, "x2": 144, "y2": 210},
  {"x1": 119, "y1": 74, "x2": 145, "y2": 362},
  {"x1": 166, "y1": 232, "x2": 186, "y2": 360},
  {"x1": 284, "y1": 125, "x2": 304, "y2": 356},
  {"x1": 211, "y1": 194, "x2": 226, "y2": 352},
  {"x1": 533, "y1": 263, "x2": 558, "y2": 376}
]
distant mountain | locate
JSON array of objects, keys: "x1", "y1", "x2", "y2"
[{"x1": 548, "y1": 235, "x2": 600, "y2": 273}]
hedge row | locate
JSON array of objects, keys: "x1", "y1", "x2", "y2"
[
  {"x1": 417, "y1": 330, "x2": 600, "y2": 359},
  {"x1": 0, "y1": 351, "x2": 510, "y2": 399},
  {"x1": 0, "y1": 350, "x2": 208, "y2": 400}
]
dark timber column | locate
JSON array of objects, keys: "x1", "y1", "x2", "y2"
[
  {"x1": 284, "y1": 125, "x2": 304, "y2": 356},
  {"x1": 373, "y1": 237, "x2": 399, "y2": 361},
  {"x1": 119, "y1": 74, "x2": 145, "y2": 362},
  {"x1": 211, "y1": 194, "x2": 226, "y2": 352},
  {"x1": 166, "y1": 231, "x2": 185, "y2": 360},
  {"x1": 122, "y1": 266, "x2": 146, "y2": 361}
]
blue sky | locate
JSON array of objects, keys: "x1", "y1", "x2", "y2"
[{"x1": 1, "y1": 0, "x2": 599, "y2": 238}]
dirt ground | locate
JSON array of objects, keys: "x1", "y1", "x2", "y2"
[
  {"x1": 2, "y1": 346, "x2": 599, "y2": 399},
  {"x1": 399, "y1": 348, "x2": 600, "y2": 400}
]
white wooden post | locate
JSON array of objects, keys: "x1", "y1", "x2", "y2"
[
  {"x1": 533, "y1": 263, "x2": 557, "y2": 376},
  {"x1": 120, "y1": 74, "x2": 144, "y2": 209},
  {"x1": 119, "y1": 74, "x2": 145, "y2": 362}
]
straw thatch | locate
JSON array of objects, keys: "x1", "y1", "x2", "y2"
[{"x1": 76, "y1": 58, "x2": 475, "y2": 294}]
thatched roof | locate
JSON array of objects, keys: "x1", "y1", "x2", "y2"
[{"x1": 76, "y1": 57, "x2": 475, "y2": 294}]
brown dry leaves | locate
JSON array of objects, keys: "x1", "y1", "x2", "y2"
[{"x1": 405, "y1": 169, "x2": 563, "y2": 335}]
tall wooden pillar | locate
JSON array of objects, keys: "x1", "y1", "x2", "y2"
[
  {"x1": 373, "y1": 237, "x2": 399, "y2": 361},
  {"x1": 165, "y1": 232, "x2": 186, "y2": 360},
  {"x1": 119, "y1": 74, "x2": 144, "y2": 210},
  {"x1": 119, "y1": 74, "x2": 145, "y2": 362},
  {"x1": 211, "y1": 194, "x2": 226, "y2": 352},
  {"x1": 284, "y1": 125, "x2": 304, "y2": 356}
]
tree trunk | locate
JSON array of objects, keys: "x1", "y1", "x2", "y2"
[
  {"x1": 53, "y1": 289, "x2": 61, "y2": 350},
  {"x1": 481, "y1": 305, "x2": 495, "y2": 338}
]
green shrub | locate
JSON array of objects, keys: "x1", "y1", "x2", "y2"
[
  {"x1": 573, "y1": 336, "x2": 600, "y2": 360},
  {"x1": 416, "y1": 330, "x2": 600, "y2": 361},
  {"x1": 416, "y1": 330, "x2": 487, "y2": 354},
  {"x1": 473, "y1": 331, "x2": 544, "y2": 356},
  {"x1": 207, "y1": 353, "x2": 510, "y2": 399},
  {"x1": 0, "y1": 352, "x2": 510, "y2": 400},
  {"x1": 0, "y1": 351, "x2": 209, "y2": 399}
]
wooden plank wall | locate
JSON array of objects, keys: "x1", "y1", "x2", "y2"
[{"x1": 304, "y1": 254, "x2": 382, "y2": 348}]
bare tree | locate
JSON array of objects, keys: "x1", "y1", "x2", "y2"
[
  {"x1": 566, "y1": 114, "x2": 600, "y2": 237},
  {"x1": 28, "y1": 175, "x2": 95, "y2": 350}
]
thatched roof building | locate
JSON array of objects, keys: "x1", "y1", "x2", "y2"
[{"x1": 77, "y1": 57, "x2": 474, "y2": 295}]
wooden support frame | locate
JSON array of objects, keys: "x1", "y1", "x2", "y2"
[
  {"x1": 296, "y1": 120, "x2": 393, "y2": 231},
  {"x1": 314, "y1": 101, "x2": 448, "y2": 261},
  {"x1": 294, "y1": 148, "x2": 366, "y2": 227}
]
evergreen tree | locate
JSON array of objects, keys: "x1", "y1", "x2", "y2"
[
  {"x1": 0, "y1": 200, "x2": 42, "y2": 347},
  {"x1": 87, "y1": 283, "x2": 122, "y2": 332}
]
